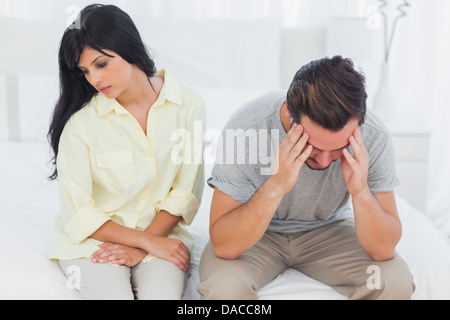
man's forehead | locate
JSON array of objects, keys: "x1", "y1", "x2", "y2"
[
  {"x1": 300, "y1": 117, "x2": 358, "y2": 151},
  {"x1": 307, "y1": 141, "x2": 350, "y2": 152}
]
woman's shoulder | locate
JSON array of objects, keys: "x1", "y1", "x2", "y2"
[
  {"x1": 174, "y1": 81, "x2": 204, "y2": 110},
  {"x1": 179, "y1": 85, "x2": 206, "y2": 121},
  {"x1": 74, "y1": 94, "x2": 103, "y2": 120},
  {"x1": 160, "y1": 70, "x2": 203, "y2": 104},
  {"x1": 62, "y1": 96, "x2": 99, "y2": 135}
]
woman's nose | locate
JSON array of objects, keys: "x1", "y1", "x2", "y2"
[{"x1": 87, "y1": 70, "x2": 103, "y2": 86}]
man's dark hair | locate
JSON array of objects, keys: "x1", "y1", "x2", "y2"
[{"x1": 286, "y1": 56, "x2": 367, "y2": 132}]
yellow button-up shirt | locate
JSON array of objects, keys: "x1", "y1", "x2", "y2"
[{"x1": 48, "y1": 70, "x2": 205, "y2": 262}]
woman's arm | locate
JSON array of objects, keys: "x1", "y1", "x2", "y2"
[
  {"x1": 91, "y1": 211, "x2": 184, "y2": 267},
  {"x1": 90, "y1": 221, "x2": 190, "y2": 271},
  {"x1": 145, "y1": 210, "x2": 182, "y2": 237}
]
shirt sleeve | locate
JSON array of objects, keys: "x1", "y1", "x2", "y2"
[
  {"x1": 366, "y1": 130, "x2": 400, "y2": 194},
  {"x1": 158, "y1": 95, "x2": 206, "y2": 226},
  {"x1": 206, "y1": 125, "x2": 258, "y2": 204},
  {"x1": 207, "y1": 162, "x2": 256, "y2": 204},
  {"x1": 57, "y1": 115, "x2": 112, "y2": 244}
]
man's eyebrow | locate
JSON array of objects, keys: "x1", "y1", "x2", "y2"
[{"x1": 308, "y1": 142, "x2": 350, "y2": 152}]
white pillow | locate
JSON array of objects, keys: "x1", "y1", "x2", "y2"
[
  {"x1": 0, "y1": 75, "x2": 7, "y2": 141},
  {"x1": 134, "y1": 18, "x2": 282, "y2": 91},
  {"x1": 193, "y1": 87, "x2": 268, "y2": 170},
  {"x1": 17, "y1": 74, "x2": 59, "y2": 143}
]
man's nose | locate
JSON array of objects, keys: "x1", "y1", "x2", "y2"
[{"x1": 315, "y1": 152, "x2": 333, "y2": 168}]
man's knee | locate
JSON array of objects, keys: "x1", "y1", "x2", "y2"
[
  {"x1": 360, "y1": 256, "x2": 415, "y2": 300},
  {"x1": 197, "y1": 273, "x2": 257, "y2": 300},
  {"x1": 197, "y1": 242, "x2": 258, "y2": 300}
]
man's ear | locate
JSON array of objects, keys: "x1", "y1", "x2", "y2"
[
  {"x1": 284, "y1": 102, "x2": 291, "y2": 118},
  {"x1": 284, "y1": 102, "x2": 294, "y2": 127}
]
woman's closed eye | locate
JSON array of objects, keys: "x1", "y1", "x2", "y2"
[
  {"x1": 78, "y1": 61, "x2": 108, "y2": 76},
  {"x1": 96, "y1": 61, "x2": 108, "y2": 69}
]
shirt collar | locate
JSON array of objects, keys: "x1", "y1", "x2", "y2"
[
  {"x1": 155, "y1": 69, "x2": 182, "y2": 106},
  {"x1": 93, "y1": 69, "x2": 182, "y2": 117}
]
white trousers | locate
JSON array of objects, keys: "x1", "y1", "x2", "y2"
[{"x1": 59, "y1": 258, "x2": 187, "y2": 300}]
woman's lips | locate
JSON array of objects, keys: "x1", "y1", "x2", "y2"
[{"x1": 99, "y1": 86, "x2": 111, "y2": 94}]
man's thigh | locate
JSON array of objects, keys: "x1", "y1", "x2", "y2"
[
  {"x1": 290, "y1": 220, "x2": 414, "y2": 300},
  {"x1": 197, "y1": 232, "x2": 290, "y2": 300}
]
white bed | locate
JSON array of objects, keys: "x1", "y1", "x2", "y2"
[
  {"x1": 1, "y1": 138, "x2": 450, "y2": 300},
  {"x1": 1, "y1": 16, "x2": 450, "y2": 300}
]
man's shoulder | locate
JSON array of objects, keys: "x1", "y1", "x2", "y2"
[
  {"x1": 361, "y1": 111, "x2": 393, "y2": 147},
  {"x1": 224, "y1": 90, "x2": 286, "y2": 131}
]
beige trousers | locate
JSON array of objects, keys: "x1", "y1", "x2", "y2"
[
  {"x1": 59, "y1": 257, "x2": 187, "y2": 300},
  {"x1": 197, "y1": 220, "x2": 415, "y2": 300}
]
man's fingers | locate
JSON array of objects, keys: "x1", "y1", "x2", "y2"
[
  {"x1": 354, "y1": 126, "x2": 364, "y2": 144},
  {"x1": 286, "y1": 123, "x2": 303, "y2": 145},
  {"x1": 349, "y1": 135, "x2": 361, "y2": 154},
  {"x1": 289, "y1": 131, "x2": 310, "y2": 162},
  {"x1": 296, "y1": 144, "x2": 313, "y2": 164},
  {"x1": 342, "y1": 148, "x2": 358, "y2": 168},
  {"x1": 349, "y1": 127, "x2": 368, "y2": 163}
]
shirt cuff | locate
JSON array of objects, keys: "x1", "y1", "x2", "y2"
[
  {"x1": 158, "y1": 188, "x2": 200, "y2": 226},
  {"x1": 142, "y1": 254, "x2": 157, "y2": 264},
  {"x1": 64, "y1": 207, "x2": 112, "y2": 244}
]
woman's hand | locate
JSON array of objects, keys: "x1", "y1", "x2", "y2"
[
  {"x1": 91, "y1": 243, "x2": 147, "y2": 267},
  {"x1": 91, "y1": 236, "x2": 190, "y2": 272},
  {"x1": 143, "y1": 236, "x2": 191, "y2": 273}
]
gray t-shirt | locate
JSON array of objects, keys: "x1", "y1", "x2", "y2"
[{"x1": 208, "y1": 90, "x2": 400, "y2": 233}]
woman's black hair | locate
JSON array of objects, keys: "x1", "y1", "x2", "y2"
[{"x1": 48, "y1": 4, "x2": 157, "y2": 180}]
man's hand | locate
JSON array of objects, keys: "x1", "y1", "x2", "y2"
[
  {"x1": 269, "y1": 123, "x2": 312, "y2": 195},
  {"x1": 341, "y1": 127, "x2": 370, "y2": 197}
]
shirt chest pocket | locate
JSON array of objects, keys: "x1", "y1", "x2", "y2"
[{"x1": 95, "y1": 150, "x2": 136, "y2": 191}]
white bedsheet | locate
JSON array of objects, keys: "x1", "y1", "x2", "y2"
[{"x1": 1, "y1": 141, "x2": 450, "y2": 300}]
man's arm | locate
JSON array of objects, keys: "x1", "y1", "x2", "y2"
[
  {"x1": 341, "y1": 127, "x2": 402, "y2": 261},
  {"x1": 209, "y1": 181, "x2": 285, "y2": 260},
  {"x1": 352, "y1": 190, "x2": 401, "y2": 261},
  {"x1": 210, "y1": 124, "x2": 312, "y2": 260}
]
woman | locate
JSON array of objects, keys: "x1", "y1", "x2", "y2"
[{"x1": 47, "y1": 4, "x2": 205, "y2": 300}]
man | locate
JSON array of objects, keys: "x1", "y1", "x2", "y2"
[{"x1": 197, "y1": 56, "x2": 414, "y2": 300}]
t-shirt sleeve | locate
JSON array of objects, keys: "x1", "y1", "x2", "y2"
[
  {"x1": 366, "y1": 132, "x2": 400, "y2": 194},
  {"x1": 207, "y1": 163, "x2": 256, "y2": 204},
  {"x1": 207, "y1": 126, "x2": 259, "y2": 204}
]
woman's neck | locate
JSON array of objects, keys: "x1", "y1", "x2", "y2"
[{"x1": 116, "y1": 66, "x2": 161, "y2": 111}]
